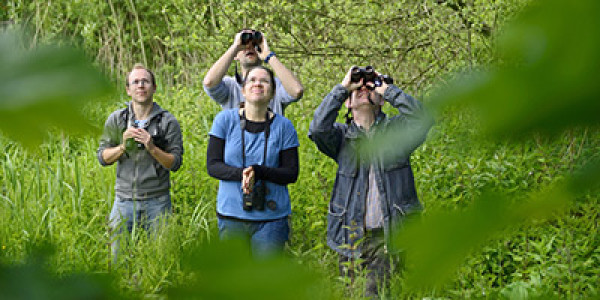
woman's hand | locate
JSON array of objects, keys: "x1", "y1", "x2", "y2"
[{"x1": 242, "y1": 166, "x2": 255, "y2": 194}]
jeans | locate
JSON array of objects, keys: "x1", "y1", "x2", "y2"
[
  {"x1": 217, "y1": 216, "x2": 290, "y2": 258},
  {"x1": 339, "y1": 229, "x2": 396, "y2": 299},
  {"x1": 109, "y1": 194, "x2": 171, "y2": 263}
]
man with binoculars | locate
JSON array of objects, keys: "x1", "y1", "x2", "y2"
[
  {"x1": 97, "y1": 64, "x2": 184, "y2": 263},
  {"x1": 309, "y1": 66, "x2": 433, "y2": 297},
  {"x1": 203, "y1": 29, "x2": 304, "y2": 116}
]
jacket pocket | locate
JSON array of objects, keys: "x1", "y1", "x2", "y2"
[
  {"x1": 383, "y1": 158, "x2": 409, "y2": 172},
  {"x1": 327, "y1": 199, "x2": 347, "y2": 250}
]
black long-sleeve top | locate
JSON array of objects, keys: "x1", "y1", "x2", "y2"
[{"x1": 206, "y1": 119, "x2": 299, "y2": 185}]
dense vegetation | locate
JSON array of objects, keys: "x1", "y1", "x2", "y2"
[{"x1": 1, "y1": 0, "x2": 598, "y2": 299}]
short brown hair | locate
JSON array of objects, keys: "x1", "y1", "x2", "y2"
[
  {"x1": 126, "y1": 63, "x2": 156, "y2": 87},
  {"x1": 242, "y1": 65, "x2": 276, "y2": 95}
]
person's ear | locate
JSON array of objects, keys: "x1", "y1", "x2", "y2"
[{"x1": 344, "y1": 98, "x2": 351, "y2": 108}]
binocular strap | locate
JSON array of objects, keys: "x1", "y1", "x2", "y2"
[{"x1": 239, "y1": 109, "x2": 271, "y2": 169}]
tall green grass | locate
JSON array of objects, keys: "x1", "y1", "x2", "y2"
[
  {"x1": 2, "y1": 0, "x2": 599, "y2": 297},
  {"x1": 1, "y1": 84, "x2": 598, "y2": 298}
]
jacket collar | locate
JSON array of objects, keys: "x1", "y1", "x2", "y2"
[
  {"x1": 126, "y1": 101, "x2": 165, "y2": 128},
  {"x1": 127, "y1": 101, "x2": 164, "y2": 121},
  {"x1": 345, "y1": 111, "x2": 387, "y2": 139}
]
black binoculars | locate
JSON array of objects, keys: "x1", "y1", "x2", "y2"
[
  {"x1": 125, "y1": 122, "x2": 144, "y2": 151},
  {"x1": 240, "y1": 30, "x2": 263, "y2": 46},
  {"x1": 125, "y1": 122, "x2": 167, "y2": 152},
  {"x1": 350, "y1": 66, "x2": 394, "y2": 90},
  {"x1": 242, "y1": 181, "x2": 267, "y2": 211}
]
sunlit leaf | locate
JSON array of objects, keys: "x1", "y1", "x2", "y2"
[
  {"x1": 431, "y1": 0, "x2": 600, "y2": 139},
  {"x1": 0, "y1": 245, "x2": 123, "y2": 300},
  {"x1": 169, "y1": 239, "x2": 333, "y2": 300},
  {"x1": 0, "y1": 29, "x2": 114, "y2": 148},
  {"x1": 395, "y1": 185, "x2": 571, "y2": 290}
]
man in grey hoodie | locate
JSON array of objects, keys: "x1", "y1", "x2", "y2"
[{"x1": 97, "y1": 64, "x2": 184, "y2": 261}]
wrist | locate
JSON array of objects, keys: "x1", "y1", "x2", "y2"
[
  {"x1": 264, "y1": 51, "x2": 276, "y2": 64},
  {"x1": 146, "y1": 142, "x2": 156, "y2": 153},
  {"x1": 252, "y1": 164, "x2": 265, "y2": 179}
]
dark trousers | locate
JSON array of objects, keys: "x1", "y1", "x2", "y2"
[{"x1": 339, "y1": 229, "x2": 393, "y2": 298}]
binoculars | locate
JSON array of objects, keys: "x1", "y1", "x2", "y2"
[
  {"x1": 241, "y1": 30, "x2": 263, "y2": 46},
  {"x1": 125, "y1": 122, "x2": 144, "y2": 151},
  {"x1": 124, "y1": 122, "x2": 168, "y2": 152},
  {"x1": 242, "y1": 181, "x2": 267, "y2": 211},
  {"x1": 350, "y1": 66, "x2": 394, "y2": 90}
]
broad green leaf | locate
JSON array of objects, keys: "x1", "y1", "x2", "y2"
[
  {"x1": 0, "y1": 29, "x2": 114, "y2": 148},
  {"x1": 432, "y1": 0, "x2": 600, "y2": 139},
  {"x1": 0, "y1": 245, "x2": 123, "y2": 300},
  {"x1": 169, "y1": 239, "x2": 333, "y2": 300},
  {"x1": 395, "y1": 184, "x2": 570, "y2": 290}
]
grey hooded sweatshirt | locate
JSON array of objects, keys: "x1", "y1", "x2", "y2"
[{"x1": 97, "y1": 102, "x2": 183, "y2": 199}]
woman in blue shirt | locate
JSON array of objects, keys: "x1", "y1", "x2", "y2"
[{"x1": 207, "y1": 66, "x2": 299, "y2": 257}]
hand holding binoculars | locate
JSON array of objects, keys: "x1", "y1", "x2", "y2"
[
  {"x1": 240, "y1": 30, "x2": 263, "y2": 53},
  {"x1": 350, "y1": 66, "x2": 394, "y2": 90}
]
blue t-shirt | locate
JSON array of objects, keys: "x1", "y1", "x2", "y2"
[
  {"x1": 209, "y1": 109, "x2": 300, "y2": 220},
  {"x1": 203, "y1": 76, "x2": 300, "y2": 116}
]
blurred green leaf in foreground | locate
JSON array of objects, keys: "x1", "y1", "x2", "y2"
[
  {"x1": 0, "y1": 245, "x2": 123, "y2": 300},
  {"x1": 394, "y1": 0, "x2": 600, "y2": 291},
  {"x1": 169, "y1": 238, "x2": 334, "y2": 300},
  {"x1": 432, "y1": 0, "x2": 600, "y2": 139},
  {"x1": 0, "y1": 28, "x2": 114, "y2": 148}
]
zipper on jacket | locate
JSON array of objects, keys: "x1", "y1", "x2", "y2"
[{"x1": 133, "y1": 149, "x2": 139, "y2": 200}]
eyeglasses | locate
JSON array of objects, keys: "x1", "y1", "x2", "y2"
[{"x1": 129, "y1": 79, "x2": 151, "y2": 86}]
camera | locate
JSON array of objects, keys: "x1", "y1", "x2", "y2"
[
  {"x1": 242, "y1": 180, "x2": 267, "y2": 211},
  {"x1": 240, "y1": 30, "x2": 263, "y2": 47},
  {"x1": 350, "y1": 66, "x2": 394, "y2": 90}
]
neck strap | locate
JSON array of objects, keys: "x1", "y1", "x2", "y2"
[{"x1": 240, "y1": 109, "x2": 271, "y2": 168}]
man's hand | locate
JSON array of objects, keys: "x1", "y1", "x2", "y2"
[
  {"x1": 257, "y1": 35, "x2": 271, "y2": 60},
  {"x1": 374, "y1": 69, "x2": 389, "y2": 98},
  {"x1": 232, "y1": 31, "x2": 246, "y2": 53},
  {"x1": 341, "y1": 66, "x2": 363, "y2": 92},
  {"x1": 131, "y1": 127, "x2": 156, "y2": 150},
  {"x1": 374, "y1": 80, "x2": 388, "y2": 98},
  {"x1": 122, "y1": 127, "x2": 136, "y2": 146}
]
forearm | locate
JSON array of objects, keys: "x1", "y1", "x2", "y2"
[
  {"x1": 378, "y1": 85, "x2": 434, "y2": 158},
  {"x1": 253, "y1": 147, "x2": 299, "y2": 185},
  {"x1": 308, "y1": 84, "x2": 348, "y2": 159},
  {"x1": 206, "y1": 135, "x2": 243, "y2": 181},
  {"x1": 100, "y1": 144, "x2": 126, "y2": 165},
  {"x1": 384, "y1": 85, "x2": 427, "y2": 117},
  {"x1": 203, "y1": 45, "x2": 238, "y2": 88},
  {"x1": 147, "y1": 145, "x2": 175, "y2": 170},
  {"x1": 267, "y1": 55, "x2": 303, "y2": 99},
  {"x1": 309, "y1": 84, "x2": 347, "y2": 133}
]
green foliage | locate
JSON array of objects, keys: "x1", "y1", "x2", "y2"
[
  {"x1": 169, "y1": 239, "x2": 333, "y2": 299},
  {"x1": 1, "y1": 0, "x2": 599, "y2": 299},
  {"x1": 0, "y1": 244, "x2": 123, "y2": 300},
  {"x1": 0, "y1": 29, "x2": 114, "y2": 148},
  {"x1": 394, "y1": 0, "x2": 600, "y2": 293},
  {"x1": 396, "y1": 187, "x2": 569, "y2": 290},
  {"x1": 432, "y1": 0, "x2": 600, "y2": 139}
]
